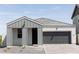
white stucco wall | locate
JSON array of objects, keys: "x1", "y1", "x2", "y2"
[{"x1": 42, "y1": 27, "x2": 76, "y2": 44}]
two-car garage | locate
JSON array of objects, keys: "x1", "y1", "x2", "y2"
[
  {"x1": 43, "y1": 31, "x2": 71, "y2": 44},
  {"x1": 34, "y1": 18, "x2": 76, "y2": 44}
]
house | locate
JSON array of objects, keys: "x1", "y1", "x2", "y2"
[
  {"x1": 71, "y1": 5, "x2": 79, "y2": 44},
  {"x1": 71, "y1": 5, "x2": 79, "y2": 34},
  {"x1": 6, "y1": 16, "x2": 76, "y2": 46}
]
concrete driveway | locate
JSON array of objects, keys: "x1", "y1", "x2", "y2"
[
  {"x1": 0, "y1": 44, "x2": 79, "y2": 54},
  {"x1": 43, "y1": 44, "x2": 79, "y2": 54}
]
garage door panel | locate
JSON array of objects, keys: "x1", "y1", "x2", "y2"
[{"x1": 43, "y1": 32, "x2": 71, "y2": 44}]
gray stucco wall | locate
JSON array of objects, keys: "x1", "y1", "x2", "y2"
[
  {"x1": 28, "y1": 28, "x2": 32, "y2": 45},
  {"x1": 13, "y1": 28, "x2": 22, "y2": 46},
  {"x1": 7, "y1": 17, "x2": 42, "y2": 46},
  {"x1": 73, "y1": 15, "x2": 79, "y2": 34},
  {"x1": 7, "y1": 27, "x2": 13, "y2": 46},
  {"x1": 73, "y1": 15, "x2": 79, "y2": 44},
  {"x1": 11, "y1": 28, "x2": 32, "y2": 46},
  {"x1": 38, "y1": 28, "x2": 43, "y2": 45}
]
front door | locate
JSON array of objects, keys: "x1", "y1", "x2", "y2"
[{"x1": 32, "y1": 28, "x2": 38, "y2": 44}]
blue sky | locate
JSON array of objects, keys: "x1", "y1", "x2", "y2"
[{"x1": 0, "y1": 4, "x2": 75, "y2": 37}]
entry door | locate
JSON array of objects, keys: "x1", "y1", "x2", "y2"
[{"x1": 32, "y1": 28, "x2": 38, "y2": 44}]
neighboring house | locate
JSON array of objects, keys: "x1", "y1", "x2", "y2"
[
  {"x1": 71, "y1": 5, "x2": 79, "y2": 44},
  {"x1": 71, "y1": 5, "x2": 79, "y2": 34},
  {"x1": 6, "y1": 16, "x2": 76, "y2": 46}
]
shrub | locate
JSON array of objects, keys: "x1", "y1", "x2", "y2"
[{"x1": 0, "y1": 35, "x2": 2, "y2": 45}]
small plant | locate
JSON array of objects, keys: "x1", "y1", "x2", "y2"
[{"x1": 21, "y1": 45, "x2": 26, "y2": 49}]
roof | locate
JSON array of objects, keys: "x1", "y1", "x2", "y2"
[
  {"x1": 7, "y1": 16, "x2": 75, "y2": 28},
  {"x1": 71, "y1": 4, "x2": 79, "y2": 19},
  {"x1": 7, "y1": 16, "x2": 42, "y2": 26},
  {"x1": 34, "y1": 18, "x2": 75, "y2": 27}
]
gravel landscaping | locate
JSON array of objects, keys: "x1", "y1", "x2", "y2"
[{"x1": 0, "y1": 46, "x2": 45, "y2": 54}]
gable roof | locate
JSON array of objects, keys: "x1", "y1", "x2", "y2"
[
  {"x1": 7, "y1": 16, "x2": 42, "y2": 26},
  {"x1": 7, "y1": 16, "x2": 42, "y2": 28},
  {"x1": 34, "y1": 18, "x2": 74, "y2": 27},
  {"x1": 71, "y1": 4, "x2": 79, "y2": 19}
]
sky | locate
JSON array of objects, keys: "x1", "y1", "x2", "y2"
[{"x1": 0, "y1": 4, "x2": 75, "y2": 38}]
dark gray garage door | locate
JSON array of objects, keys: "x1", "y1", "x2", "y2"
[{"x1": 43, "y1": 31, "x2": 71, "y2": 44}]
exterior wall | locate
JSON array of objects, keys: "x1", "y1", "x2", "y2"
[
  {"x1": 22, "y1": 28, "x2": 28, "y2": 45},
  {"x1": 43, "y1": 27, "x2": 76, "y2": 44},
  {"x1": 21, "y1": 28, "x2": 43, "y2": 45},
  {"x1": 73, "y1": 15, "x2": 79, "y2": 34},
  {"x1": 13, "y1": 28, "x2": 22, "y2": 46},
  {"x1": 28, "y1": 28, "x2": 32, "y2": 45},
  {"x1": 7, "y1": 27, "x2": 13, "y2": 46},
  {"x1": 7, "y1": 27, "x2": 43, "y2": 46},
  {"x1": 9, "y1": 28, "x2": 32, "y2": 46},
  {"x1": 73, "y1": 15, "x2": 79, "y2": 44},
  {"x1": 38, "y1": 28, "x2": 43, "y2": 45},
  {"x1": 7, "y1": 18, "x2": 42, "y2": 46}
]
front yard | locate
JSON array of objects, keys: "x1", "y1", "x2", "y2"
[
  {"x1": 0, "y1": 44, "x2": 79, "y2": 54},
  {"x1": 0, "y1": 45, "x2": 45, "y2": 54}
]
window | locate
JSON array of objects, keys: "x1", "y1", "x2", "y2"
[
  {"x1": 17, "y1": 28, "x2": 22, "y2": 38},
  {"x1": 78, "y1": 20, "x2": 79, "y2": 23}
]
